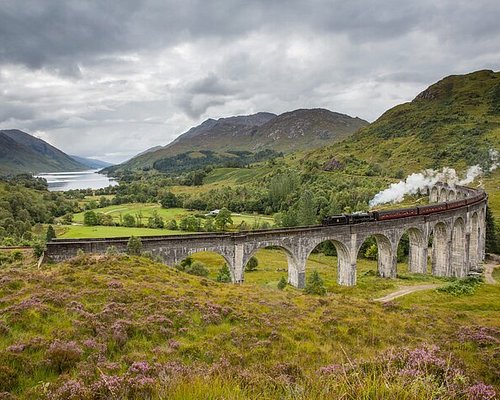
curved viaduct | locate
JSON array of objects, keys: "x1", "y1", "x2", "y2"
[{"x1": 46, "y1": 183, "x2": 487, "y2": 288}]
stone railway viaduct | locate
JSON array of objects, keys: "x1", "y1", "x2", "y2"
[{"x1": 46, "y1": 183, "x2": 487, "y2": 288}]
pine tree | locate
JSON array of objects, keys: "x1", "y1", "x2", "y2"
[
  {"x1": 277, "y1": 276, "x2": 287, "y2": 290},
  {"x1": 485, "y1": 206, "x2": 499, "y2": 253},
  {"x1": 304, "y1": 270, "x2": 326, "y2": 296},
  {"x1": 46, "y1": 225, "x2": 56, "y2": 242},
  {"x1": 296, "y1": 190, "x2": 317, "y2": 226}
]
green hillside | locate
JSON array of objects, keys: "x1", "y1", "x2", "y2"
[
  {"x1": 304, "y1": 70, "x2": 500, "y2": 174},
  {"x1": 0, "y1": 129, "x2": 87, "y2": 176}
]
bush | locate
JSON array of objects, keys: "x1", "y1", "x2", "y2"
[
  {"x1": 304, "y1": 270, "x2": 326, "y2": 296},
  {"x1": 364, "y1": 244, "x2": 378, "y2": 260},
  {"x1": 127, "y1": 236, "x2": 142, "y2": 256},
  {"x1": 216, "y1": 264, "x2": 232, "y2": 282},
  {"x1": 33, "y1": 241, "x2": 46, "y2": 258},
  {"x1": 245, "y1": 256, "x2": 258, "y2": 272},
  {"x1": 106, "y1": 246, "x2": 119, "y2": 256},
  {"x1": 277, "y1": 276, "x2": 287, "y2": 290},
  {"x1": 166, "y1": 219, "x2": 178, "y2": 230},
  {"x1": 437, "y1": 276, "x2": 483, "y2": 296},
  {"x1": 185, "y1": 261, "x2": 209, "y2": 277}
]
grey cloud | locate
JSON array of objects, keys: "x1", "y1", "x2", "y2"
[{"x1": 0, "y1": 1, "x2": 499, "y2": 162}]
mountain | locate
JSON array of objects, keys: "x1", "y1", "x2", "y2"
[
  {"x1": 70, "y1": 155, "x2": 113, "y2": 169},
  {"x1": 305, "y1": 70, "x2": 500, "y2": 174},
  {"x1": 0, "y1": 129, "x2": 87, "y2": 175},
  {"x1": 107, "y1": 109, "x2": 367, "y2": 173}
]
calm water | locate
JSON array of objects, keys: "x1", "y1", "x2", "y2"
[{"x1": 36, "y1": 170, "x2": 118, "y2": 191}]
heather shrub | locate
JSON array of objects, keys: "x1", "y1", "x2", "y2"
[
  {"x1": 0, "y1": 365, "x2": 18, "y2": 392},
  {"x1": 48, "y1": 379, "x2": 90, "y2": 400},
  {"x1": 45, "y1": 340, "x2": 83, "y2": 372}
]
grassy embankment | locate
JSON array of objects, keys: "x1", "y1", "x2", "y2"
[{"x1": 0, "y1": 250, "x2": 497, "y2": 399}]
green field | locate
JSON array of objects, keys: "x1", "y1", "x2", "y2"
[
  {"x1": 55, "y1": 225, "x2": 188, "y2": 238},
  {"x1": 65, "y1": 204, "x2": 275, "y2": 238}
]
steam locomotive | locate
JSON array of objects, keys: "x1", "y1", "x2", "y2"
[{"x1": 321, "y1": 191, "x2": 486, "y2": 226}]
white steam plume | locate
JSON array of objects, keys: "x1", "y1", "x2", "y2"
[{"x1": 369, "y1": 148, "x2": 498, "y2": 208}]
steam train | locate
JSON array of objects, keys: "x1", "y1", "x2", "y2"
[{"x1": 321, "y1": 191, "x2": 486, "y2": 226}]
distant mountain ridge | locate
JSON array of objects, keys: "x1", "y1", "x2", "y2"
[
  {"x1": 108, "y1": 108, "x2": 368, "y2": 172},
  {"x1": 0, "y1": 129, "x2": 87, "y2": 175},
  {"x1": 70, "y1": 155, "x2": 113, "y2": 169}
]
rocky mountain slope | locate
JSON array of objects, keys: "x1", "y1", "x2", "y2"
[
  {"x1": 0, "y1": 129, "x2": 87, "y2": 175},
  {"x1": 108, "y1": 109, "x2": 368, "y2": 172},
  {"x1": 305, "y1": 70, "x2": 500, "y2": 174}
]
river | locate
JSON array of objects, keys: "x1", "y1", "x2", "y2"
[{"x1": 36, "y1": 170, "x2": 118, "y2": 191}]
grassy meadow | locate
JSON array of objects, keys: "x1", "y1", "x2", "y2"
[
  {"x1": 0, "y1": 250, "x2": 497, "y2": 399},
  {"x1": 56, "y1": 204, "x2": 274, "y2": 239}
]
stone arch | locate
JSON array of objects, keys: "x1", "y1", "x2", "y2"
[
  {"x1": 184, "y1": 249, "x2": 235, "y2": 280},
  {"x1": 431, "y1": 222, "x2": 449, "y2": 276},
  {"x1": 357, "y1": 233, "x2": 395, "y2": 278},
  {"x1": 306, "y1": 239, "x2": 355, "y2": 286},
  {"x1": 397, "y1": 227, "x2": 427, "y2": 274},
  {"x1": 469, "y1": 212, "x2": 480, "y2": 270},
  {"x1": 479, "y1": 207, "x2": 486, "y2": 261},
  {"x1": 451, "y1": 217, "x2": 466, "y2": 277},
  {"x1": 430, "y1": 186, "x2": 439, "y2": 203},
  {"x1": 243, "y1": 244, "x2": 303, "y2": 288},
  {"x1": 438, "y1": 188, "x2": 448, "y2": 203},
  {"x1": 447, "y1": 190, "x2": 457, "y2": 201}
]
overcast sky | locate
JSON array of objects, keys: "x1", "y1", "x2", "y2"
[{"x1": 1, "y1": 1, "x2": 499, "y2": 163}]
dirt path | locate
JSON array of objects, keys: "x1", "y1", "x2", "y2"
[
  {"x1": 373, "y1": 284, "x2": 441, "y2": 303},
  {"x1": 484, "y1": 262, "x2": 498, "y2": 284}
]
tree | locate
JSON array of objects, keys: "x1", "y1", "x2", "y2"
[
  {"x1": 485, "y1": 206, "x2": 499, "y2": 253},
  {"x1": 83, "y1": 210, "x2": 98, "y2": 226},
  {"x1": 204, "y1": 217, "x2": 215, "y2": 232},
  {"x1": 127, "y1": 236, "x2": 142, "y2": 256},
  {"x1": 216, "y1": 264, "x2": 232, "y2": 282},
  {"x1": 185, "y1": 260, "x2": 209, "y2": 277},
  {"x1": 46, "y1": 225, "x2": 56, "y2": 242},
  {"x1": 147, "y1": 211, "x2": 164, "y2": 229},
  {"x1": 122, "y1": 214, "x2": 136, "y2": 227},
  {"x1": 179, "y1": 215, "x2": 201, "y2": 231},
  {"x1": 61, "y1": 213, "x2": 73, "y2": 224},
  {"x1": 277, "y1": 276, "x2": 287, "y2": 290},
  {"x1": 215, "y1": 208, "x2": 233, "y2": 231},
  {"x1": 304, "y1": 270, "x2": 326, "y2": 296},
  {"x1": 296, "y1": 190, "x2": 317, "y2": 226},
  {"x1": 364, "y1": 244, "x2": 378, "y2": 260},
  {"x1": 245, "y1": 256, "x2": 258, "y2": 272},
  {"x1": 160, "y1": 192, "x2": 179, "y2": 208}
]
